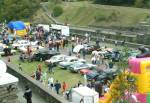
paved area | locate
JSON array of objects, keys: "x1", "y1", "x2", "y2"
[{"x1": 17, "y1": 82, "x2": 48, "y2": 103}]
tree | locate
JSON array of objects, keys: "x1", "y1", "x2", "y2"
[
  {"x1": 111, "y1": 72, "x2": 137, "y2": 103},
  {"x1": 110, "y1": 46, "x2": 137, "y2": 102},
  {"x1": 52, "y1": 5, "x2": 63, "y2": 17},
  {"x1": 93, "y1": 0, "x2": 135, "y2": 6},
  {"x1": 135, "y1": 0, "x2": 144, "y2": 7},
  {"x1": 0, "y1": 0, "x2": 40, "y2": 22},
  {"x1": 49, "y1": 0, "x2": 62, "y2": 4}
]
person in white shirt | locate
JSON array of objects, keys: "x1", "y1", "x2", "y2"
[{"x1": 48, "y1": 77, "x2": 54, "y2": 90}]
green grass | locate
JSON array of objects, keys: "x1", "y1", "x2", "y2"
[
  {"x1": 46, "y1": 1, "x2": 150, "y2": 27},
  {"x1": 9, "y1": 42, "x2": 127, "y2": 90},
  {"x1": 11, "y1": 55, "x2": 84, "y2": 89},
  {"x1": 30, "y1": 9, "x2": 53, "y2": 24}
]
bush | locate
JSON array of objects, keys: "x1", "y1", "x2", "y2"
[
  {"x1": 134, "y1": 0, "x2": 144, "y2": 8},
  {"x1": 94, "y1": 13, "x2": 107, "y2": 21},
  {"x1": 108, "y1": 11, "x2": 118, "y2": 21},
  {"x1": 52, "y1": 6, "x2": 63, "y2": 17}
]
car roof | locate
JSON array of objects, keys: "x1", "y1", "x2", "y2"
[
  {"x1": 87, "y1": 70, "x2": 99, "y2": 76},
  {"x1": 70, "y1": 62, "x2": 84, "y2": 66},
  {"x1": 52, "y1": 54, "x2": 67, "y2": 58},
  {"x1": 65, "y1": 56, "x2": 77, "y2": 60},
  {"x1": 37, "y1": 48, "x2": 59, "y2": 54}
]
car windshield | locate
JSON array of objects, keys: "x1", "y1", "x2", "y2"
[
  {"x1": 64, "y1": 57, "x2": 77, "y2": 62},
  {"x1": 77, "y1": 64, "x2": 87, "y2": 68},
  {"x1": 87, "y1": 71, "x2": 98, "y2": 77},
  {"x1": 0, "y1": 46, "x2": 3, "y2": 51},
  {"x1": 0, "y1": 35, "x2": 2, "y2": 40},
  {"x1": 72, "y1": 62, "x2": 83, "y2": 67},
  {"x1": 51, "y1": 56, "x2": 57, "y2": 60},
  {"x1": 63, "y1": 57, "x2": 70, "y2": 62}
]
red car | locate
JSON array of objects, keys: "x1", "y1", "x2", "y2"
[{"x1": 80, "y1": 69, "x2": 92, "y2": 75}]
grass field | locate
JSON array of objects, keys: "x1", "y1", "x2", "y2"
[
  {"x1": 8, "y1": 41, "x2": 127, "y2": 91},
  {"x1": 10, "y1": 55, "x2": 84, "y2": 89},
  {"x1": 46, "y1": 1, "x2": 150, "y2": 27},
  {"x1": 30, "y1": 9, "x2": 53, "y2": 24}
]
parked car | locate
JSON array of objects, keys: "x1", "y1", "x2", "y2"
[
  {"x1": 68, "y1": 62, "x2": 97, "y2": 73},
  {"x1": 31, "y1": 48, "x2": 60, "y2": 61},
  {"x1": 18, "y1": 45, "x2": 44, "y2": 53},
  {"x1": 83, "y1": 44, "x2": 95, "y2": 54},
  {"x1": 12, "y1": 40, "x2": 38, "y2": 49},
  {"x1": 80, "y1": 69, "x2": 92, "y2": 75},
  {"x1": 98, "y1": 49, "x2": 121, "y2": 62},
  {"x1": 96, "y1": 69, "x2": 118, "y2": 82},
  {"x1": 73, "y1": 44, "x2": 98, "y2": 54},
  {"x1": 12, "y1": 40, "x2": 30, "y2": 49},
  {"x1": 86, "y1": 70, "x2": 100, "y2": 81},
  {"x1": 87, "y1": 68, "x2": 118, "y2": 81},
  {"x1": 45, "y1": 54, "x2": 67, "y2": 65},
  {"x1": 59, "y1": 56, "x2": 85, "y2": 69}
]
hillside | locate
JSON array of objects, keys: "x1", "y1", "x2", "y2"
[
  {"x1": 46, "y1": 1, "x2": 150, "y2": 27},
  {"x1": 30, "y1": 9, "x2": 53, "y2": 24}
]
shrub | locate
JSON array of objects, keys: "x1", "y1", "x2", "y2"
[
  {"x1": 108, "y1": 11, "x2": 118, "y2": 21},
  {"x1": 52, "y1": 6, "x2": 63, "y2": 17},
  {"x1": 94, "y1": 13, "x2": 107, "y2": 21}
]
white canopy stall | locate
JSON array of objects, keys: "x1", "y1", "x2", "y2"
[
  {"x1": 0, "y1": 60, "x2": 19, "y2": 103},
  {"x1": 50, "y1": 24, "x2": 70, "y2": 36},
  {"x1": 72, "y1": 86, "x2": 99, "y2": 103}
]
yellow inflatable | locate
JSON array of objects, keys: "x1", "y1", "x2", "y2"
[{"x1": 16, "y1": 29, "x2": 27, "y2": 37}]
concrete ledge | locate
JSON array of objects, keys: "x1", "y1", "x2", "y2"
[
  {"x1": 71, "y1": 33, "x2": 150, "y2": 48},
  {"x1": 4, "y1": 60, "x2": 69, "y2": 103}
]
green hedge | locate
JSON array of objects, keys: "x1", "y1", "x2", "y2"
[{"x1": 52, "y1": 6, "x2": 63, "y2": 17}]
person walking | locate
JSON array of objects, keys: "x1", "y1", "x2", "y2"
[
  {"x1": 77, "y1": 81, "x2": 82, "y2": 87},
  {"x1": 41, "y1": 72, "x2": 47, "y2": 85},
  {"x1": 18, "y1": 63, "x2": 22, "y2": 71},
  {"x1": 37, "y1": 63, "x2": 42, "y2": 73},
  {"x1": 62, "y1": 82, "x2": 67, "y2": 93},
  {"x1": 56, "y1": 42, "x2": 60, "y2": 52},
  {"x1": 35, "y1": 69, "x2": 41, "y2": 81},
  {"x1": 71, "y1": 43, "x2": 74, "y2": 53},
  {"x1": 48, "y1": 77, "x2": 54, "y2": 90},
  {"x1": 19, "y1": 52, "x2": 25, "y2": 62},
  {"x1": 62, "y1": 39, "x2": 65, "y2": 49},
  {"x1": 54, "y1": 80, "x2": 61, "y2": 94},
  {"x1": 68, "y1": 49, "x2": 72, "y2": 56},
  {"x1": 48, "y1": 62, "x2": 54, "y2": 74},
  {"x1": 91, "y1": 56, "x2": 96, "y2": 64},
  {"x1": 82, "y1": 48, "x2": 86, "y2": 59},
  {"x1": 23, "y1": 85, "x2": 32, "y2": 103}
]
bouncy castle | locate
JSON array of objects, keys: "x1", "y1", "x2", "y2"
[
  {"x1": 8, "y1": 21, "x2": 27, "y2": 37},
  {"x1": 100, "y1": 57, "x2": 150, "y2": 103},
  {"x1": 128, "y1": 57, "x2": 150, "y2": 103}
]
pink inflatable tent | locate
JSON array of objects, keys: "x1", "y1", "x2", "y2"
[{"x1": 128, "y1": 57, "x2": 150, "y2": 74}]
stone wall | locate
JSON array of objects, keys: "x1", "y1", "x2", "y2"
[
  {"x1": 70, "y1": 29, "x2": 150, "y2": 48},
  {"x1": 5, "y1": 61, "x2": 69, "y2": 103}
]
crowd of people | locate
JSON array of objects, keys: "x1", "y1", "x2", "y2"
[{"x1": 0, "y1": 24, "x2": 121, "y2": 102}]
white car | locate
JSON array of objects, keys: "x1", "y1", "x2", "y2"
[
  {"x1": 18, "y1": 45, "x2": 44, "y2": 53},
  {"x1": 45, "y1": 54, "x2": 67, "y2": 65},
  {"x1": 69, "y1": 62, "x2": 97, "y2": 73},
  {"x1": 12, "y1": 40, "x2": 38, "y2": 49},
  {"x1": 59, "y1": 56, "x2": 86, "y2": 69}
]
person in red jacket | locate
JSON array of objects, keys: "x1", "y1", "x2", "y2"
[{"x1": 62, "y1": 82, "x2": 67, "y2": 93}]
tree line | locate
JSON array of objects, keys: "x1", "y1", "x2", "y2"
[
  {"x1": 93, "y1": 0, "x2": 150, "y2": 8},
  {"x1": 0, "y1": 0, "x2": 40, "y2": 22}
]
